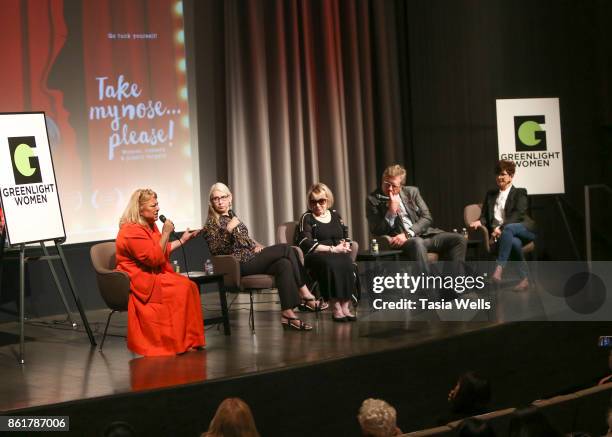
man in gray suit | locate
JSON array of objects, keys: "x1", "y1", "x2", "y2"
[{"x1": 366, "y1": 164, "x2": 466, "y2": 273}]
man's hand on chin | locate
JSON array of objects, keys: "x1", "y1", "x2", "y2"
[{"x1": 389, "y1": 233, "x2": 408, "y2": 248}]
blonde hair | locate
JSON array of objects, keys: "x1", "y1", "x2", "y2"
[
  {"x1": 358, "y1": 398, "x2": 398, "y2": 437},
  {"x1": 119, "y1": 188, "x2": 157, "y2": 227},
  {"x1": 203, "y1": 398, "x2": 260, "y2": 437},
  {"x1": 306, "y1": 182, "x2": 335, "y2": 210},
  {"x1": 382, "y1": 164, "x2": 406, "y2": 185},
  {"x1": 207, "y1": 182, "x2": 232, "y2": 224}
]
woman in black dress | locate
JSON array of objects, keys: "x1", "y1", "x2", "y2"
[{"x1": 297, "y1": 183, "x2": 356, "y2": 322}]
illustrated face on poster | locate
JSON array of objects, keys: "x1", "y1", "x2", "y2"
[{"x1": 0, "y1": 0, "x2": 200, "y2": 243}]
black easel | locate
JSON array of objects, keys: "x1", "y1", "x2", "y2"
[
  {"x1": 2, "y1": 238, "x2": 96, "y2": 364},
  {"x1": 554, "y1": 194, "x2": 580, "y2": 260}
]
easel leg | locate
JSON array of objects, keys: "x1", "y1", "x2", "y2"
[
  {"x1": 40, "y1": 242, "x2": 76, "y2": 327},
  {"x1": 55, "y1": 242, "x2": 96, "y2": 346},
  {"x1": 19, "y1": 244, "x2": 25, "y2": 365},
  {"x1": 555, "y1": 195, "x2": 580, "y2": 259}
]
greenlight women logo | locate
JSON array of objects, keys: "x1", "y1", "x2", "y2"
[
  {"x1": 8, "y1": 136, "x2": 42, "y2": 184},
  {"x1": 514, "y1": 115, "x2": 547, "y2": 151}
]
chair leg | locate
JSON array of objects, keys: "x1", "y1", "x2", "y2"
[
  {"x1": 100, "y1": 310, "x2": 116, "y2": 351},
  {"x1": 249, "y1": 290, "x2": 255, "y2": 332}
]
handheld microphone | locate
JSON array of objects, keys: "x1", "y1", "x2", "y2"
[
  {"x1": 375, "y1": 194, "x2": 391, "y2": 201},
  {"x1": 228, "y1": 209, "x2": 235, "y2": 218},
  {"x1": 159, "y1": 214, "x2": 180, "y2": 239}
]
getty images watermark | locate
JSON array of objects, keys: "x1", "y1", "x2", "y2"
[
  {"x1": 372, "y1": 272, "x2": 489, "y2": 311},
  {"x1": 356, "y1": 261, "x2": 612, "y2": 322}
]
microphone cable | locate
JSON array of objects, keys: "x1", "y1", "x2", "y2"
[{"x1": 159, "y1": 214, "x2": 190, "y2": 278}]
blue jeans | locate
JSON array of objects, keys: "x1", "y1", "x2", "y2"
[{"x1": 496, "y1": 223, "x2": 535, "y2": 278}]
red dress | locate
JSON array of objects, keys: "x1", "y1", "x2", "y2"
[{"x1": 116, "y1": 223, "x2": 205, "y2": 356}]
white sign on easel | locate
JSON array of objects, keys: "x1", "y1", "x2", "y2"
[
  {"x1": 0, "y1": 112, "x2": 66, "y2": 245},
  {"x1": 496, "y1": 98, "x2": 565, "y2": 195}
]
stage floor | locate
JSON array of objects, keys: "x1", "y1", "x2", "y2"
[{"x1": 0, "y1": 290, "x2": 496, "y2": 413}]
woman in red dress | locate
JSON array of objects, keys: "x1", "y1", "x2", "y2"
[{"x1": 116, "y1": 188, "x2": 204, "y2": 356}]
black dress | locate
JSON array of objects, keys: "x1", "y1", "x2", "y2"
[{"x1": 296, "y1": 211, "x2": 354, "y2": 300}]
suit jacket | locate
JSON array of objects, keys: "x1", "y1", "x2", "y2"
[
  {"x1": 479, "y1": 186, "x2": 536, "y2": 233},
  {"x1": 366, "y1": 186, "x2": 443, "y2": 238}
]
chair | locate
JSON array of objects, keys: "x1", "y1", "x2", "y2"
[
  {"x1": 463, "y1": 204, "x2": 535, "y2": 258},
  {"x1": 90, "y1": 241, "x2": 130, "y2": 350},
  {"x1": 210, "y1": 254, "x2": 275, "y2": 332}
]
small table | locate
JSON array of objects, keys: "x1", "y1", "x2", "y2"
[
  {"x1": 356, "y1": 250, "x2": 403, "y2": 262},
  {"x1": 184, "y1": 272, "x2": 231, "y2": 336}
]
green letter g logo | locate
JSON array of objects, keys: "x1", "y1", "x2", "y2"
[
  {"x1": 8, "y1": 136, "x2": 42, "y2": 185},
  {"x1": 14, "y1": 143, "x2": 37, "y2": 177},
  {"x1": 514, "y1": 115, "x2": 547, "y2": 151}
]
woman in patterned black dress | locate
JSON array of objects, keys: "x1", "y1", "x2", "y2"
[
  {"x1": 202, "y1": 182, "x2": 323, "y2": 331},
  {"x1": 297, "y1": 183, "x2": 356, "y2": 322}
]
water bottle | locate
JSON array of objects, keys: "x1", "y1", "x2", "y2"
[
  {"x1": 462, "y1": 227, "x2": 468, "y2": 239},
  {"x1": 204, "y1": 259, "x2": 214, "y2": 275},
  {"x1": 371, "y1": 239, "x2": 379, "y2": 255},
  {"x1": 172, "y1": 260, "x2": 180, "y2": 273}
]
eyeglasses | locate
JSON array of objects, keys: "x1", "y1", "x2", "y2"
[
  {"x1": 211, "y1": 195, "x2": 229, "y2": 203},
  {"x1": 309, "y1": 198, "x2": 327, "y2": 206},
  {"x1": 382, "y1": 181, "x2": 401, "y2": 190}
]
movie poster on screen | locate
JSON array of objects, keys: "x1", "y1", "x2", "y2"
[{"x1": 0, "y1": 0, "x2": 200, "y2": 243}]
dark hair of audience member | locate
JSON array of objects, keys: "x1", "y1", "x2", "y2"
[
  {"x1": 508, "y1": 406, "x2": 562, "y2": 437},
  {"x1": 203, "y1": 397, "x2": 260, "y2": 437},
  {"x1": 102, "y1": 421, "x2": 136, "y2": 437},
  {"x1": 451, "y1": 372, "x2": 491, "y2": 416},
  {"x1": 458, "y1": 418, "x2": 496, "y2": 437}
]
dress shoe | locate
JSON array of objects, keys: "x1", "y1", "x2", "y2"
[
  {"x1": 344, "y1": 314, "x2": 357, "y2": 322},
  {"x1": 332, "y1": 315, "x2": 347, "y2": 323}
]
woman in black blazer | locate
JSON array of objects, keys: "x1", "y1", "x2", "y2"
[{"x1": 469, "y1": 160, "x2": 536, "y2": 290}]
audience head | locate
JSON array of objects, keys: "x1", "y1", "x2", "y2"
[
  {"x1": 307, "y1": 182, "x2": 334, "y2": 216},
  {"x1": 449, "y1": 371, "x2": 491, "y2": 415},
  {"x1": 119, "y1": 188, "x2": 157, "y2": 227},
  {"x1": 208, "y1": 182, "x2": 233, "y2": 222},
  {"x1": 357, "y1": 398, "x2": 401, "y2": 437},
  {"x1": 508, "y1": 406, "x2": 562, "y2": 437},
  {"x1": 204, "y1": 397, "x2": 260, "y2": 437},
  {"x1": 458, "y1": 418, "x2": 496, "y2": 437},
  {"x1": 102, "y1": 421, "x2": 136, "y2": 437},
  {"x1": 381, "y1": 164, "x2": 406, "y2": 195}
]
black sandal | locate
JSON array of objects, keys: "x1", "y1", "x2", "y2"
[
  {"x1": 281, "y1": 316, "x2": 312, "y2": 331},
  {"x1": 298, "y1": 297, "x2": 329, "y2": 312}
]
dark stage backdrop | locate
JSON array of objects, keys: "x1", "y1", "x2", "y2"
[
  {"x1": 2, "y1": 0, "x2": 611, "y2": 320},
  {"x1": 193, "y1": 0, "x2": 612, "y2": 260}
]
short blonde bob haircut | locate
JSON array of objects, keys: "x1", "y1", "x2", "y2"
[
  {"x1": 357, "y1": 398, "x2": 398, "y2": 437},
  {"x1": 306, "y1": 182, "x2": 334, "y2": 210},
  {"x1": 119, "y1": 188, "x2": 157, "y2": 227},
  {"x1": 382, "y1": 164, "x2": 406, "y2": 185},
  {"x1": 207, "y1": 182, "x2": 232, "y2": 225}
]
